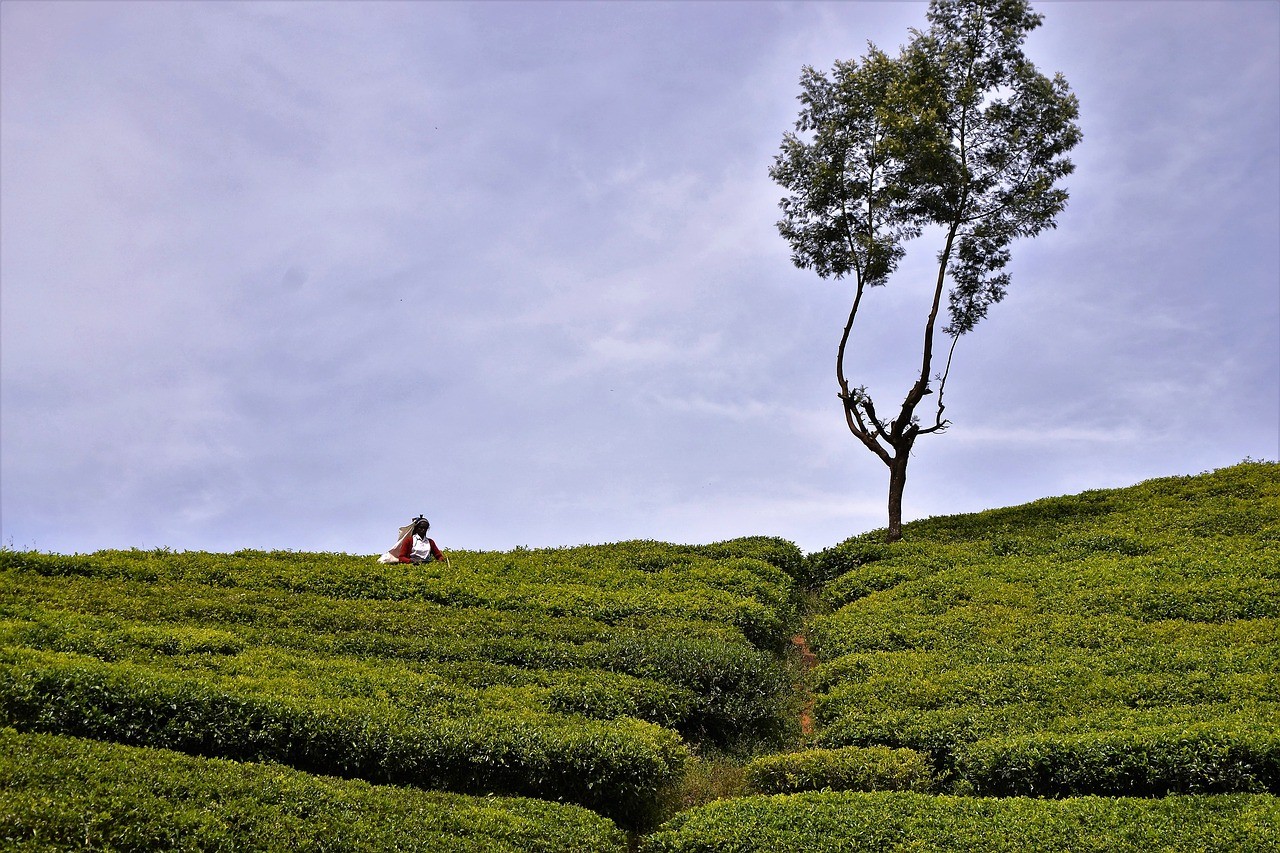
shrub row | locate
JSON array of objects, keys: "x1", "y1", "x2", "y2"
[
  {"x1": 812, "y1": 651, "x2": 1278, "y2": 725},
  {"x1": 0, "y1": 649, "x2": 686, "y2": 826},
  {"x1": 956, "y1": 724, "x2": 1280, "y2": 796},
  {"x1": 639, "y1": 790, "x2": 1280, "y2": 852},
  {"x1": 804, "y1": 537, "x2": 948, "y2": 597},
  {"x1": 876, "y1": 461, "x2": 1278, "y2": 545},
  {"x1": 0, "y1": 573, "x2": 795, "y2": 747},
  {"x1": 5, "y1": 549, "x2": 793, "y2": 650},
  {"x1": 807, "y1": 462, "x2": 1279, "y2": 605},
  {"x1": 452, "y1": 537, "x2": 803, "y2": 582},
  {"x1": 0, "y1": 613, "x2": 703, "y2": 730},
  {"x1": 0, "y1": 538, "x2": 804, "y2": 650},
  {"x1": 810, "y1": 568, "x2": 1279, "y2": 657},
  {"x1": 804, "y1": 462, "x2": 1280, "y2": 798},
  {"x1": 0, "y1": 728, "x2": 628, "y2": 852},
  {"x1": 744, "y1": 746, "x2": 933, "y2": 795}
]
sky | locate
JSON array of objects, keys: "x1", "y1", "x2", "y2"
[{"x1": 2, "y1": 0, "x2": 1277, "y2": 556}]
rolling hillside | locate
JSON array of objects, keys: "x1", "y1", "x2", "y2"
[{"x1": 3, "y1": 462, "x2": 1278, "y2": 850}]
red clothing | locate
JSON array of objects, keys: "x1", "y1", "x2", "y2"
[{"x1": 396, "y1": 534, "x2": 443, "y2": 563}]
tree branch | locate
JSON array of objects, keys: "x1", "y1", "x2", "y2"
[
  {"x1": 892, "y1": 218, "x2": 959, "y2": 441},
  {"x1": 836, "y1": 279, "x2": 867, "y2": 402},
  {"x1": 961, "y1": 157, "x2": 1038, "y2": 224},
  {"x1": 918, "y1": 332, "x2": 959, "y2": 435},
  {"x1": 843, "y1": 395, "x2": 894, "y2": 465},
  {"x1": 859, "y1": 395, "x2": 893, "y2": 445}
]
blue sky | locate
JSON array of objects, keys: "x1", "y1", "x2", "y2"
[{"x1": 3, "y1": 0, "x2": 1277, "y2": 555}]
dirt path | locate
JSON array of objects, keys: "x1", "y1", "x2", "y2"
[{"x1": 790, "y1": 634, "x2": 818, "y2": 737}]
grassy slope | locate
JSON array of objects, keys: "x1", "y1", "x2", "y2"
[
  {"x1": 0, "y1": 537, "x2": 803, "y2": 838},
  {"x1": 646, "y1": 461, "x2": 1279, "y2": 850},
  {"x1": 807, "y1": 460, "x2": 1278, "y2": 794},
  {"x1": 1, "y1": 728, "x2": 627, "y2": 853},
  {"x1": 2, "y1": 463, "x2": 1278, "y2": 849}
]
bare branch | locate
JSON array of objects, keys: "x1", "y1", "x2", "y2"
[
  {"x1": 891, "y1": 219, "x2": 959, "y2": 441},
  {"x1": 836, "y1": 281, "x2": 867, "y2": 400},
  {"x1": 859, "y1": 395, "x2": 893, "y2": 445},
  {"x1": 844, "y1": 396, "x2": 894, "y2": 465},
  {"x1": 918, "y1": 333, "x2": 959, "y2": 435}
]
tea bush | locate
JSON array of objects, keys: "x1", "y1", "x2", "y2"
[
  {"x1": 957, "y1": 724, "x2": 1280, "y2": 796},
  {"x1": 807, "y1": 461, "x2": 1280, "y2": 796},
  {"x1": 0, "y1": 728, "x2": 628, "y2": 852},
  {"x1": 0, "y1": 647, "x2": 685, "y2": 824},
  {"x1": 0, "y1": 537, "x2": 803, "y2": 828},
  {"x1": 6, "y1": 465, "x2": 1278, "y2": 845},
  {"x1": 2, "y1": 544, "x2": 798, "y2": 649},
  {"x1": 744, "y1": 745, "x2": 933, "y2": 795},
  {"x1": 0, "y1": 569, "x2": 793, "y2": 745},
  {"x1": 639, "y1": 790, "x2": 1280, "y2": 852}
]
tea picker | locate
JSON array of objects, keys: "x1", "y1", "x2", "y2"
[{"x1": 377, "y1": 514, "x2": 450, "y2": 567}]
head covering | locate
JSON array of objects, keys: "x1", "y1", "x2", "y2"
[{"x1": 398, "y1": 515, "x2": 430, "y2": 539}]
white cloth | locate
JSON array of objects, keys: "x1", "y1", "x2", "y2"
[
  {"x1": 408, "y1": 535, "x2": 438, "y2": 563},
  {"x1": 377, "y1": 526, "x2": 416, "y2": 564}
]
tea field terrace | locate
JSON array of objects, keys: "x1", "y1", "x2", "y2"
[
  {"x1": 3, "y1": 463, "x2": 1279, "y2": 850},
  {"x1": 1, "y1": 536, "x2": 805, "y2": 836}
]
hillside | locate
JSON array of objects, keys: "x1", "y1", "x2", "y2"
[
  {"x1": 807, "y1": 459, "x2": 1278, "y2": 796},
  {"x1": 2, "y1": 462, "x2": 1278, "y2": 850},
  {"x1": 651, "y1": 460, "x2": 1279, "y2": 850}
]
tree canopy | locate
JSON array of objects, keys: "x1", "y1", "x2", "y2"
[{"x1": 771, "y1": 0, "x2": 1082, "y2": 540}]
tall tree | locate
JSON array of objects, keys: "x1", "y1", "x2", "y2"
[{"x1": 770, "y1": 0, "x2": 1081, "y2": 541}]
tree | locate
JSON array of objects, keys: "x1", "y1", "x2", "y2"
[{"x1": 770, "y1": 0, "x2": 1081, "y2": 542}]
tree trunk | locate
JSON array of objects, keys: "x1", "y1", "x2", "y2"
[{"x1": 886, "y1": 453, "x2": 909, "y2": 542}]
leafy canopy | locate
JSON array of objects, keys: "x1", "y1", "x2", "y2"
[{"x1": 770, "y1": 0, "x2": 1081, "y2": 336}]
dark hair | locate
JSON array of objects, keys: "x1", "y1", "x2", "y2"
[{"x1": 412, "y1": 515, "x2": 430, "y2": 531}]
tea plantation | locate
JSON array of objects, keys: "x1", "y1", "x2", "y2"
[{"x1": 2, "y1": 462, "x2": 1277, "y2": 850}]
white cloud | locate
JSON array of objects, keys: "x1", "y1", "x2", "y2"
[
  {"x1": 952, "y1": 424, "x2": 1143, "y2": 447},
  {"x1": 2, "y1": 0, "x2": 1276, "y2": 554}
]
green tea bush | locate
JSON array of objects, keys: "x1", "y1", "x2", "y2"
[
  {"x1": 0, "y1": 612, "x2": 705, "y2": 728},
  {"x1": 0, "y1": 728, "x2": 628, "y2": 852},
  {"x1": 957, "y1": 724, "x2": 1280, "y2": 796},
  {"x1": 0, "y1": 535, "x2": 814, "y2": 828},
  {"x1": 807, "y1": 462, "x2": 1280, "y2": 797},
  {"x1": 0, "y1": 649, "x2": 686, "y2": 825},
  {"x1": 801, "y1": 536, "x2": 897, "y2": 591},
  {"x1": 639, "y1": 790, "x2": 1280, "y2": 852},
  {"x1": 1, "y1": 540, "x2": 799, "y2": 748},
  {"x1": 0, "y1": 539, "x2": 802, "y2": 650},
  {"x1": 744, "y1": 745, "x2": 933, "y2": 794},
  {"x1": 699, "y1": 536, "x2": 805, "y2": 580}
]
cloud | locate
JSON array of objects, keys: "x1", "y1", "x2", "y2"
[
  {"x1": 952, "y1": 424, "x2": 1142, "y2": 447},
  {"x1": 2, "y1": 0, "x2": 1276, "y2": 555}
]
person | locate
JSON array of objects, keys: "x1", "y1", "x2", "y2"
[{"x1": 378, "y1": 515, "x2": 444, "y2": 564}]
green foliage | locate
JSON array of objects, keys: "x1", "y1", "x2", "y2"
[
  {"x1": 0, "y1": 728, "x2": 627, "y2": 852},
  {"x1": 770, "y1": 0, "x2": 1083, "y2": 539},
  {"x1": 0, "y1": 537, "x2": 803, "y2": 830},
  {"x1": 0, "y1": 540, "x2": 800, "y2": 750},
  {"x1": 744, "y1": 746, "x2": 933, "y2": 795},
  {"x1": 653, "y1": 754, "x2": 749, "y2": 821},
  {"x1": 0, "y1": 648, "x2": 685, "y2": 825},
  {"x1": 4, "y1": 462, "x2": 1277, "y2": 848},
  {"x1": 639, "y1": 791, "x2": 1280, "y2": 852},
  {"x1": 957, "y1": 725, "x2": 1279, "y2": 797},
  {"x1": 808, "y1": 461, "x2": 1280, "y2": 796},
  {"x1": 807, "y1": 538, "x2": 958, "y2": 603},
  {"x1": 0, "y1": 539, "x2": 802, "y2": 650},
  {"x1": 696, "y1": 536, "x2": 807, "y2": 582},
  {"x1": 802, "y1": 537, "x2": 896, "y2": 590}
]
